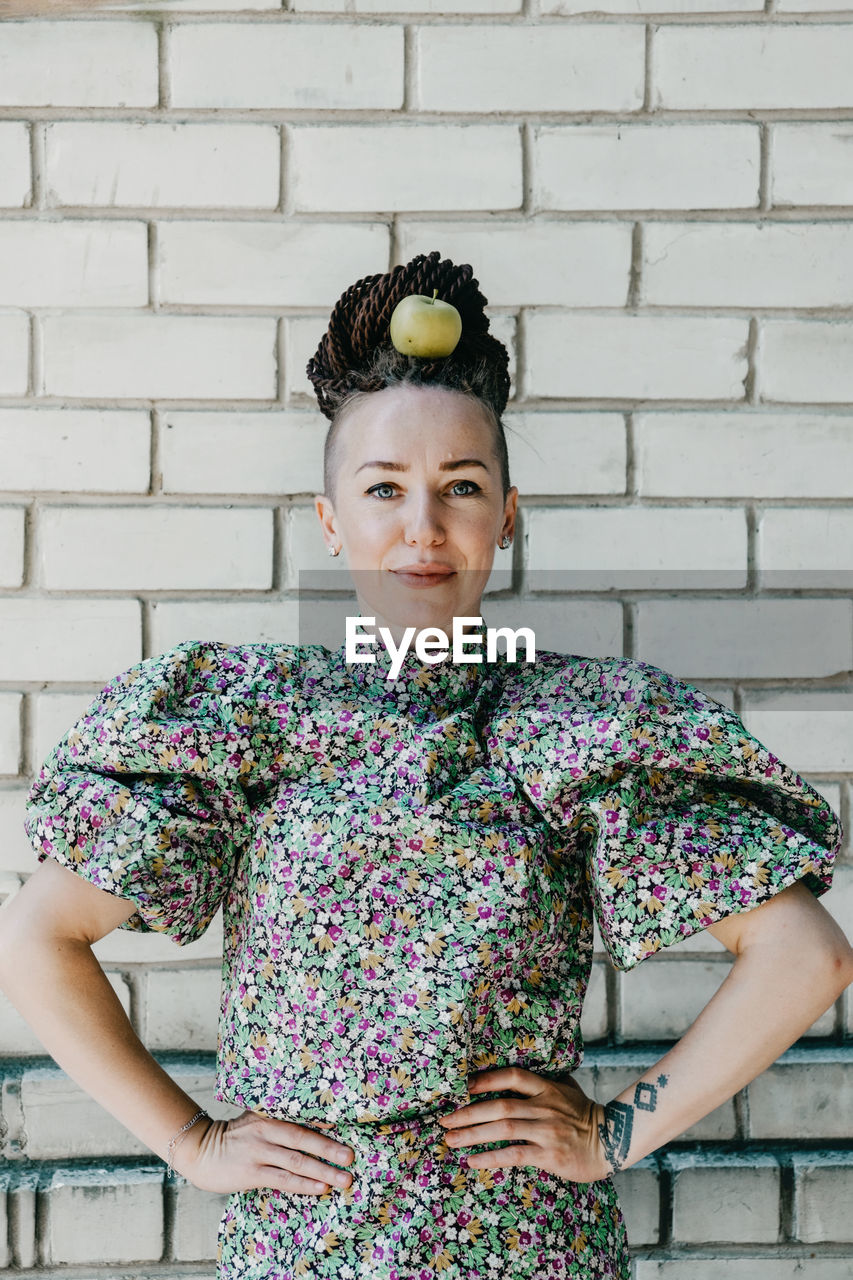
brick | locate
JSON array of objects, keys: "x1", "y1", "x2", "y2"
[
  {"x1": 619, "y1": 959, "x2": 729, "y2": 1042},
  {"x1": 636, "y1": 411, "x2": 853, "y2": 499},
  {"x1": 612, "y1": 1159, "x2": 660, "y2": 1247},
  {"x1": 90, "y1": 908, "x2": 224, "y2": 964},
  {"x1": 635, "y1": 599, "x2": 853, "y2": 680},
  {"x1": 292, "y1": 0, "x2": 517, "y2": 10},
  {"x1": 159, "y1": 221, "x2": 388, "y2": 306},
  {"x1": 761, "y1": 320, "x2": 853, "y2": 404},
  {"x1": 43, "y1": 1164, "x2": 164, "y2": 1264},
  {"x1": 0, "y1": 219, "x2": 146, "y2": 307},
  {"x1": 0, "y1": 312, "x2": 29, "y2": 395},
  {"x1": 290, "y1": 125, "x2": 522, "y2": 213},
  {"x1": 743, "y1": 691, "x2": 853, "y2": 774},
  {"x1": 8, "y1": 1171, "x2": 37, "y2": 1269},
  {"x1": 33, "y1": 691, "x2": 101, "y2": 772},
  {"x1": 483, "y1": 599, "x2": 623, "y2": 660},
  {"x1": 652, "y1": 25, "x2": 853, "y2": 110},
  {"x1": 793, "y1": 1152, "x2": 853, "y2": 1242},
  {"x1": 0, "y1": 21, "x2": 158, "y2": 108},
  {"x1": 580, "y1": 961, "x2": 608, "y2": 1042},
  {"x1": 0, "y1": 789, "x2": 38, "y2": 875},
  {"x1": 757, "y1": 508, "x2": 853, "y2": 589},
  {"x1": 0, "y1": 693, "x2": 22, "y2": 775},
  {"x1": 161, "y1": 411, "x2": 322, "y2": 495},
  {"x1": 416, "y1": 24, "x2": 643, "y2": 111},
  {"x1": 644, "y1": 221, "x2": 853, "y2": 309},
  {"x1": 747, "y1": 1049, "x2": 853, "y2": 1140},
  {"x1": 525, "y1": 313, "x2": 749, "y2": 401},
  {"x1": 143, "y1": 967, "x2": 222, "y2": 1051},
  {"x1": 0, "y1": 1171, "x2": 8, "y2": 1268},
  {"x1": 296, "y1": 0, "x2": 519, "y2": 10},
  {"x1": 0, "y1": 408, "x2": 150, "y2": 493},
  {"x1": 42, "y1": 313, "x2": 277, "y2": 400},
  {"x1": 504, "y1": 412, "x2": 625, "y2": 495},
  {"x1": 396, "y1": 222, "x2": 631, "y2": 306},
  {"x1": 535, "y1": 123, "x2": 759, "y2": 211},
  {"x1": 39, "y1": 505, "x2": 273, "y2": 591},
  {"x1": 0, "y1": 971, "x2": 129, "y2": 1058},
  {"x1": 773, "y1": 124, "x2": 853, "y2": 207},
  {"x1": 526, "y1": 507, "x2": 746, "y2": 589},
  {"x1": 0, "y1": 122, "x2": 31, "y2": 207},
  {"x1": 21, "y1": 1063, "x2": 239, "y2": 1161},
  {"x1": 545, "y1": 0, "x2": 758, "y2": 11},
  {"x1": 45, "y1": 122, "x2": 280, "y2": 209},
  {"x1": 0, "y1": 599, "x2": 141, "y2": 682},
  {"x1": 150, "y1": 600, "x2": 300, "y2": 653},
  {"x1": 821, "y1": 866, "x2": 853, "y2": 943},
  {"x1": 103, "y1": 0, "x2": 278, "y2": 8},
  {"x1": 636, "y1": 1261, "x2": 853, "y2": 1279},
  {"x1": 0, "y1": 507, "x2": 24, "y2": 588},
  {"x1": 168, "y1": 22, "x2": 404, "y2": 109},
  {"x1": 668, "y1": 1151, "x2": 780, "y2": 1244},
  {"x1": 172, "y1": 1177, "x2": 231, "y2": 1261},
  {"x1": 589, "y1": 1051, "x2": 736, "y2": 1140}
]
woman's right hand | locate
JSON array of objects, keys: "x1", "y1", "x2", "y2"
[{"x1": 174, "y1": 1111, "x2": 356, "y2": 1196}]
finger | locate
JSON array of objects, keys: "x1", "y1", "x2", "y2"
[
  {"x1": 262, "y1": 1119, "x2": 355, "y2": 1167},
  {"x1": 468, "y1": 1066, "x2": 546, "y2": 1096},
  {"x1": 441, "y1": 1098, "x2": 544, "y2": 1129},
  {"x1": 465, "y1": 1143, "x2": 538, "y2": 1171},
  {"x1": 443, "y1": 1117, "x2": 545, "y2": 1148},
  {"x1": 254, "y1": 1164, "x2": 342, "y2": 1197},
  {"x1": 263, "y1": 1143, "x2": 355, "y2": 1189}
]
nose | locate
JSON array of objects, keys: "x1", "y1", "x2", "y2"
[{"x1": 403, "y1": 491, "x2": 445, "y2": 547}]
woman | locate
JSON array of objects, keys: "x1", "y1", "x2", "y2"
[{"x1": 2, "y1": 251, "x2": 852, "y2": 1280}]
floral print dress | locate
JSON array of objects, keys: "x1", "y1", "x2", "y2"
[{"x1": 24, "y1": 639, "x2": 841, "y2": 1280}]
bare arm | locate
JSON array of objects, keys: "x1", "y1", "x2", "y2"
[
  {"x1": 0, "y1": 859, "x2": 355, "y2": 1193},
  {"x1": 597, "y1": 880, "x2": 853, "y2": 1173}
]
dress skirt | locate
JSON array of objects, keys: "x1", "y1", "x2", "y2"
[{"x1": 216, "y1": 1108, "x2": 631, "y2": 1280}]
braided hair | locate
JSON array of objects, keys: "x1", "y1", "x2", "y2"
[{"x1": 306, "y1": 251, "x2": 512, "y2": 501}]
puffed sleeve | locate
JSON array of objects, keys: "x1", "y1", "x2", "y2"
[
  {"x1": 22, "y1": 640, "x2": 281, "y2": 947},
  {"x1": 487, "y1": 652, "x2": 843, "y2": 971}
]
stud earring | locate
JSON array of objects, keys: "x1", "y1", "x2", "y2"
[
  {"x1": 499, "y1": 535, "x2": 512, "y2": 549},
  {"x1": 327, "y1": 545, "x2": 340, "y2": 557}
]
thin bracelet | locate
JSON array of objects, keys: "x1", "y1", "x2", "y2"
[{"x1": 166, "y1": 1108, "x2": 210, "y2": 1178}]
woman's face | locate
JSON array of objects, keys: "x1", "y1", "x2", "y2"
[{"x1": 314, "y1": 383, "x2": 518, "y2": 641}]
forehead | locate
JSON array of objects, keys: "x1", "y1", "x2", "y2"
[{"x1": 338, "y1": 384, "x2": 495, "y2": 460}]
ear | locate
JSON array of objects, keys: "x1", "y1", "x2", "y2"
[
  {"x1": 501, "y1": 486, "x2": 519, "y2": 543},
  {"x1": 314, "y1": 494, "x2": 340, "y2": 552}
]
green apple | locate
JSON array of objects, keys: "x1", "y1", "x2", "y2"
[{"x1": 389, "y1": 289, "x2": 463, "y2": 358}]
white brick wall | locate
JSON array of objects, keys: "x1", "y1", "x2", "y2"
[
  {"x1": 45, "y1": 122, "x2": 282, "y2": 209},
  {"x1": 0, "y1": 22, "x2": 158, "y2": 107},
  {"x1": 1, "y1": 3, "x2": 852, "y2": 1274},
  {"x1": 534, "y1": 124, "x2": 760, "y2": 211}
]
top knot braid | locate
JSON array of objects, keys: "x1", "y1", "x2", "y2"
[{"x1": 306, "y1": 250, "x2": 511, "y2": 423}]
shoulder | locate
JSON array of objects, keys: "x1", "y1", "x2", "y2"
[
  {"x1": 493, "y1": 648, "x2": 719, "y2": 716},
  {"x1": 96, "y1": 639, "x2": 314, "y2": 718}
]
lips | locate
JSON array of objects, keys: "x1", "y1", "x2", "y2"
[
  {"x1": 392, "y1": 564, "x2": 456, "y2": 576},
  {"x1": 390, "y1": 564, "x2": 457, "y2": 586}
]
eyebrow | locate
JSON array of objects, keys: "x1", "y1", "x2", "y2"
[{"x1": 355, "y1": 458, "x2": 490, "y2": 475}]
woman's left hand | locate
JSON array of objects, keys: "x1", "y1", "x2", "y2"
[{"x1": 437, "y1": 1066, "x2": 612, "y2": 1185}]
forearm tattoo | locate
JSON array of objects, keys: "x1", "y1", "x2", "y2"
[{"x1": 598, "y1": 1074, "x2": 669, "y2": 1174}]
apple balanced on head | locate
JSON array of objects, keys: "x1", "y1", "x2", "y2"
[{"x1": 389, "y1": 289, "x2": 463, "y2": 358}]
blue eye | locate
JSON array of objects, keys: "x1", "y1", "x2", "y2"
[
  {"x1": 451, "y1": 480, "x2": 480, "y2": 496},
  {"x1": 367, "y1": 483, "x2": 396, "y2": 499}
]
